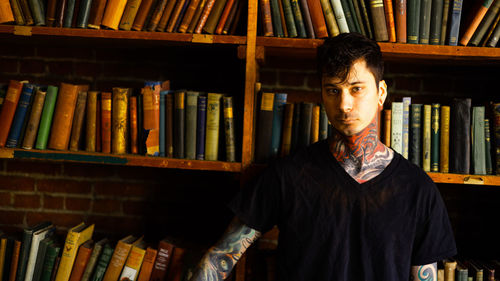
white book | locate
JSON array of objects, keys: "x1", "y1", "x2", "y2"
[
  {"x1": 391, "y1": 102, "x2": 404, "y2": 155},
  {"x1": 329, "y1": 0, "x2": 350, "y2": 33},
  {"x1": 472, "y1": 106, "x2": 486, "y2": 174},
  {"x1": 24, "y1": 224, "x2": 55, "y2": 281}
]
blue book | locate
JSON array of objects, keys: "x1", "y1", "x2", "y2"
[
  {"x1": 402, "y1": 97, "x2": 411, "y2": 159},
  {"x1": 196, "y1": 95, "x2": 207, "y2": 160},
  {"x1": 270, "y1": 93, "x2": 287, "y2": 157},
  {"x1": 6, "y1": 84, "x2": 36, "y2": 148},
  {"x1": 159, "y1": 90, "x2": 168, "y2": 157},
  {"x1": 447, "y1": 0, "x2": 463, "y2": 45}
]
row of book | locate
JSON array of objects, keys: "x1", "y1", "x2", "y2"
[
  {"x1": 254, "y1": 91, "x2": 332, "y2": 163},
  {"x1": 259, "y1": 0, "x2": 500, "y2": 47},
  {"x1": 0, "y1": 0, "x2": 244, "y2": 35},
  {"x1": 0, "y1": 222, "x2": 193, "y2": 281},
  {"x1": 384, "y1": 98, "x2": 500, "y2": 175},
  {"x1": 0, "y1": 80, "x2": 238, "y2": 162},
  {"x1": 438, "y1": 258, "x2": 500, "y2": 281}
]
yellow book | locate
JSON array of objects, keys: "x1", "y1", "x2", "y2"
[
  {"x1": 205, "y1": 93, "x2": 222, "y2": 161},
  {"x1": 102, "y1": 235, "x2": 142, "y2": 281},
  {"x1": 112, "y1": 88, "x2": 129, "y2": 154},
  {"x1": 0, "y1": 236, "x2": 6, "y2": 281},
  {"x1": 422, "y1": 105, "x2": 431, "y2": 172},
  {"x1": 55, "y1": 223, "x2": 95, "y2": 281},
  {"x1": 118, "y1": 241, "x2": 146, "y2": 281},
  {"x1": 438, "y1": 269, "x2": 444, "y2": 281},
  {"x1": 101, "y1": 0, "x2": 128, "y2": 29},
  {"x1": 311, "y1": 105, "x2": 320, "y2": 144},
  {"x1": 440, "y1": 106, "x2": 450, "y2": 173}
]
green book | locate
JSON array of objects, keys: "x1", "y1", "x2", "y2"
[
  {"x1": 282, "y1": 0, "x2": 298, "y2": 37},
  {"x1": 485, "y1": 119, "x2": 493, "y2": 175},
  {"x1": 339, "y1": 0, "x2": 357, "y2": 32},
  {"x1": 203, "y1": 0, "x2": 229, "y2": 34},
  {"x1": 407, "y1": 0, "x2": 422, "y2": 43},
  {"x1": 351, "y1": 0, "x2": 366, "y2": 35},
  {"x1": 358, "y1": 0, "x2": 373, "y2": 38},
  {"x1": 290, "y1": 0, "x2": 307, "y2": 37},
  {"x1": 89, "y1": 244, "x2": 113, "y2": 281},
  {"x1": 205, "y1": 93, "x2": 222, "y2": 161},
  {"x1": 472, "y1": 106, "x2": 486, "y2": 174},
  {"x1": 419, "y1": 0, "x2": 433, "y2": 44},
  {"x1": 269, "y1": 0, "x2": 285, "y2": 36},
  {"x1": 40, "y1": 243, "x2": 60, "y2": 281},
  {"x1": 223, "y1": 96, "x2": 236, "y2": 162},
  {"x1": 80, "y1": 238, "x2": 107, "y2": 281},
  {"x1": 29, "y1": 0, "x2": 45, "y2": 25},
  {"x1": 76, "y1": 0, "x2": 93, "y2": 27},
  {"x1": 185, "y1": 91, "x2": 199, "y2": 160},
  {"x1": 429, "y1": 0, "x2": 444, "y2": 44},
  {"x1": 35, "y1": 85, "x2": 58, "y2": 150},
  {"x1": 32, "y1": 237, "x2": 55, "y2": 281},
  {"x1": 2, "y1": 237, "x2": 15, "y2": 281},
  {"x1": 345, "y1": 0, "x2": 360, "y2": 32},
  {"x1": 431, "y1": 103, "x2": 440, "y2": 172},
  {"x1": 470, "y1": 0, "x2": 500, "y2": 46}
]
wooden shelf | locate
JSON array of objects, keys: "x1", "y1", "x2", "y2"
[
  {"x1": 0, "y1": 25, "x2": 246, "y2": 45},
  {"x1": 255, "y1": 37, "x2": 500, "y2": 61},
  {"x1": 0, "y1": 148, "x2": 242, "y2": 172},
  {"x1": 428, "y1": 172, "x2": 500, "y2": 186}
]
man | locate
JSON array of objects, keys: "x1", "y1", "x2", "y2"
[{"x1": 190, "y1": 33, "x2": 457, "y2": 281}]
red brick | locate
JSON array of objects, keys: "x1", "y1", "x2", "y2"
[
  {"x1": 47, "y1": 61, "x2": 74, "y2": 76},
  {"x1": 92, "y1": 198, "x2": 121, "y2": 213},
  {"x1": 65, "y1": 197, "x2": 91, "y2": 211},
  {"x1": 0, "y1": 175, "x2": 35, "y2": 191},
  {"x1": 0, "y1": 58, "x2": 19, "y2": 73},
  {"x1": 13, "y1": 194, "x2": 41, "y2": 208},
  {"x1": 20, "y1": 59, "x2": 46, "y2": 74},
  {"x1": 279, "y1": 71, "x2": 307, "y2": 88},
  {"x1": 87, "y1": 215, "x2": 143, "y2": 235},
  {"x1": 122, "y1": 200, "x2": 147, "y2": 216},
  {"x1": 37, "y1": 47, "x2": 94, "y2": 60},
  {"x1": 0, "y1": 192, "x2": 12, "y2": 206},
  {"x1": 74, "y1": 62, "x2": 101, "y2": 77},
  {"x1": 0, "y1": 45, "x2": 36, "y2": 57},
  {"x1": 0, "y1": 210, "x2": 25, "y2": 225},
  {"x1": 6, "y1": 160, "x2": 62, "y2": 176},
  {"x1": 37, "y1": 179, "x2": 91, "y2": 194},
  {"x1": 43, "y1": 195, "x2": 64, "y2": 209},
  {"x1": 94, "y1": 181, "x2": 151, "y2": 197},
  {"x1": 26, "y1": 211, "x2": 83, "y2": 228},
  {"x1": 63, "y1": 162, "x2": 114, "y2": 178}
]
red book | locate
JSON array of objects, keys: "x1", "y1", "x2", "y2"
[
  {"x1": 130, "y1": 96, "x2": 138, "y2": 154},
  {"x1": 0, "y1": 80, "x2": 24, "y2": 147},
  {"x1": 149, "y1": 240, "x2": 174, "y2": 281},
  {"x1": 164, "y1": 247, "x2": 186, "y2": 281},
  {"x1": 68, "y1": 240, "x2": 94, "y2": 281},
  {"x1": 305, "y1": 0, "x2": 328, "y2": 38},
  {"x1": 194, "y1": 0, "x2": 216, "y2": 33},
  {"x1": 8, "y1": 240, "x2": 21, "y2": 281},
  {"x1": 136, "y1": 247, "x2": 157, "y2": 281},
  {"x1": 101, "y1": 92, "x2": 112, "y2": 153},
  {"x1": 383, "y1": 0, "x2": 396, "y2": 42},
  {"x1": 215, "y1": 0, "x2": 235, "y2": 34}
]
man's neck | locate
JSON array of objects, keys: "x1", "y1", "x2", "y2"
[{"x1": 330, "y1": 119, "x2": 393, "y2": 183}]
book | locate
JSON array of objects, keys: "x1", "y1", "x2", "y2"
[
  {"x1": 69, "y1": 91, "x2": 88, "y2": 151},
  {"x1": 278, "y1": 0, "x2": 289, "y2": 37},
  {"x1": 68, "y1": 240, "x2": 94, "y2": 281},
  {"x1": 472, "y1": 106, "x2": 486, "y2": 174},
  {"x1": 359, "y1": 0, "x2": 373, "y2": 38},
  {"x1": 269, "y1": 93, "x2": 287, "y2": 158},
  {"x1": 280, "y1": 103, "x2": 294, "y2": 157},
  {"x1": 112, "y1": 88, "x2": 129, "y2": 154},
  {"x1": 143, "y1": 82, "x2": 161, "y2": 156},
  {"x1": 0, "y1": 235, "x2": 7, "y2": 281},
  {"x1": 370, "y1": 0, "x2": 389, "y2": 41},
  {"x1": 291, "y1": 0, "x2": 307, "y2": 37},
  {"x1": 440, "y1": 105, "x2": 450, "y2": 173},
  {"x1": 444, "y1": 260, "x2": 457, "y2": 281},
  {"x1": 147, "y1": 0, "x2": 168, "y2": 31},
  {"x1": 447, "y1": 0, "x2": 464, "y2": 45},
  {"x1": 22, "y1": 89, "x2": 46, "y2": 150},
  {"x1": 298, "y1": 102, "x2": 313, "y2": 148},
  {"x1": 32, "y1": 237, "x2": 54, "y2": 281},
  {"x1": 9, "y1": 0, "x2": 24, "y2": 25},
  {"x1": 76, "y1": 0, "x2": 93, "y2": 27},
  {"x1": 306, "y1": 0, "x2": 329, "y2": 37},
  {"x1": 215, "y1": 0, "x2": 236, "y2": 34},
  {"x1": 119, "y1": 0, "x2": 144, "y2": 30},
  {"x1": 159, "y1": 91, "x2": 167, "y2": 157},
  {"x1": 319, "y1": 104, "x2": 328, "y2": 141},
  {"x1": 102, "y1": 235, "x2": 139, "y2": 281},
  {"x1": 35, "y1": 85, "x2": 58, "y2": 150},
  {"x1": 269, "y1": 0, "x2": 284, "y2": 36},
  {"x1": 54, "y1": 223, "x2": 95, "y2": 281},
  {"x1": 29, "y1": 0, "x2": 45, "y2": 25},
  {"x1": 395, "y1": 0, "x2": 407, "y2": 42},
  {"x1": 383, "y1": 0, "x2": 396, "y2": 41},
  {"x1": 418, "y1": 0, "x2": 432, "y2": 43},
  {"x1": 391, "y1": 102, "x2": 403, "y2": 155},
  {"x1": 410, "y1": 104, "x2": 422, "y2": 167},
  {"x1": 187, "y1": 0, "x2": 208, "y2": 32},
  {"x1": 290, "y1": 102, "x2": 301, "y2": 152},
  {"x1": 429, "y1": 0, "x2": 444, "y2": 44},
  {"x1": 484, "y1": 9, "x2": 500, "y2": 45},
  {"x1": 440, "y1": 0, "x2": 450, "y2": 44},
  {"x1": 39, "y1": 242, "x2": 60, "y2": 281},
  {"x1": 86, "y1": 91, "x2": 98, "y2": 152},
  {"x1": 470, "y1": 0, "x2": 500, "y2": 45},
  {"x1": 173, "y1": 0, "x2": 193, "y2": 31},
  {"x1": 185, "y1": 92, "x2": 199, "y2": 160},
  {"x1": 149, "y1": 240, "x2": 174, "y2": 281},
  {"x1": 282, "y1": 0, "x2": 298, "y2": 37},
  {"x1": 135, "y1": 247, "x2": 157, "y2": 281},
  {"x1": 16, "y1": 221, "x2": 52, "y2": 281},
  {"x1": 205, "y1": 93, "x2": 222, "y2": 161},
  {"x1": 300, "y1": 0, "x2": 315, "y2": 37},
  {"x1": 24, "y1": 224, "x2": 55, "y2": 281},
  {"x1": 2, "y1": 237, "x2": 15, "y2": 281},
  {"x1": 310, "y1": 105, "x2": 320, "y2": 143},
  {"x1": 450, "y1": 98, "x2": 471, "y2": 174},
  {"x1": 0, "y1": 81, "x2": 25, "y2": 147},
  {"x1": 485, "y1": 119, "x2": 492, "y2": 174},
  {"x1": 86, "y1": 0, "x2": 107, "y2": 28},
  {"x1": 339, "y1": 0, "x2": 355, "y2": 32},
  {"x1": 118, "y1": 241, "x2": 146, "y2": 281},
  {"x1": 194, "y1": 0, "x2": 216, "y2": 33},
  {"x1": 0, "y1": 0, "x2": 15, "y2": 23},
  {"x1": 329, "y1": 0, "x2": 349, "y2": 33},
  {"x1": 254, "y1": 92, "x2": 274, "y2": 163},
  {"x1": 174, "y1": 91, "x2": 185, "y2": 159},
  {"x1": 459, "y1": 0, "x2": 494, "y2": 45},
  {"x1": 383, "y1": 109, "x2": 391, "y2": 147},
  {"x1": 178, "y1": 0, "x2": 202, "y2": 32},
  {"x1": 166, "y1": 92, "x2": 174, "y2": 158},
  {"x1": 320, "y1": 0, "x2": 340, "y2": 36},
  {"x1": 101, "y1": 0, "x2": 128, "y2": 29},
  {"x1": 163, "y1": 247, "x2": 185, "y2": 281},
  {"x1": 101, "y1": 92, "x2": 112, "y2": 154},
  {"x1": 402, "y1": 97, "x2": 411, "y2": 159},
  {"x1": 486, "y1": 14, "x2": 500, "y2": 46},
  {"x1": 422, "y1": 104, "x2": 431, "y2": 172},
  {"x1": 63, "y1": 0, "x2": 77, "y2": 27},
  {"x1": 89, "y1": 244, "x2": 113, "y2": 281},
  {"x1": 430, "y1": 103, "x2": 440, "y2": 172},
  {"x1": 18, "y1": 0, "x2": 34, "y2": 25},
  {"x1": 8, "y1": 240, "x2": 21, "y2": 281},
  {"x1": 80, "y1": 238, "x2": 107, "y2": 281},
  {"x1": 202, "y1": 0, "x2": 227, "y2": 33},
  {"x1": 131, "y1": 0, "x2": 155, "y2": 30},
  {"x1": 196, "y1": 95, "x2": 207, "y2": 160},
  {"x1": 223, "y1": 96, "x2": 236, "y2": 162},
  {"x1": 407, "y1": 0, "x2": 421, "y2": 43}
]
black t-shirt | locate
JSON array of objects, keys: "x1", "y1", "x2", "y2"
[{"x1": 229, "y1": 140, "x2": 457, "y2": 281}]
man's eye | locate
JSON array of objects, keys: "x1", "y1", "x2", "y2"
[
  {"x1": 326, "y1": 88, "x2": 339, "y2": 95},
  {"x1": 352, "y1": 87, "x2": 362, "y2": 93}
]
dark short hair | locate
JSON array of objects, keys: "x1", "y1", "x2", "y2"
[{"x1": 317, "y1": 33, "x2": 384, "y2": 83}]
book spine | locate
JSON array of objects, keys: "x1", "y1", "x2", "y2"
[
  {"x1": 6, "y1": 84, "x2": 35, "y2": 148},
  {"x1": 96, "y1": 98, "x2": 102, "y2": 152},
  {"x1": 80, "y1": 244, "x2": 102, "y2": 281},
  {"x1": 136, "y1": 248, "x2": 156, "y2": 281},
  {"x1": 299, "y1": 0, "x2": 315, "y2": 37},
  {"x1": 346, "y1": 0, "x2": 361, "y2": 32},
  {"x1": 131, "y1": 0, "x2": 154, "y2": 30},
  {"x1": 306, "y1": 0, "x2": 329, "y2": 37},
  {"x1": 76, "y1": 0, "x2": 93, "y2": 27},
  {"x1": 440, "y1": 105, "x2": 450, "y2": 172},
  {"x1": 311, "y1": 105, "x2": 320, "y2": 143},
  {"x1": 22, "y1": 90, "x2": 46, "y2": 149},
  {"x1": 472, "y1": 106, "x2": 486, "y2": 174},
  {"x1": 187, "y1": 0, "x2": 207, "y2": 32},
  {"x1": 185, "y1": 92, "x2": 199, "y2": 160},
  {"x1": 87, "y1": 0, "x2": 107, "y2": 28},
  {"x1": 0, "y1": 81, "x2": 23, "y2": 147},
  {"x1": 299, "y1": 102, "x2": 313, "y2": 148},
  {"x1": 370, "y1": 0, "x2": 389, "y2": 41},
  {"x1": 0, "y1": 0, "x2": 15, "y2": 23},
  {"x1": 19, "y1": 0, "x2": 33, "y2": 24},
  {"x1": 28, "y1": 0, "x2": 45, "y2": 25},
  {"x1": 329, "y1": 0, "x2": 348, "y2": 33},
  {"x1": 319, "y1": 104, "x2": 328, "y2": 141},
  {"x1": 339, "y1": 0, "x2": 355, "y2": 31},
  {"x1": 148, "y1": 0, "x2": 168, "y2": 31},
  {"x1": 48, "y1": 83, "x2": 80, "y2": 151},
  {"x1": 383, "y1": 109, "x2": 392, "y2": 147},
  {"x1": 111, "y1": 88, "x2": 128, "y2": 154},
  {"x1": 205, "y1": 93, "x2": 221, "y2": 161},
  {"x1": 9, "y1": 241, "x2": 21, "y2": 281},
  {"x1": 174, "y1": 91, "x2": 185, "y2": 159},
  {"x1": 102, "y1": 241, "x2": 131, "y2": 281},
  {"x1": 90, "y1": 246, "x2": 113, "y2": 281},
  {"x1": 260, "y1": 0, "x2": 274, "y2": 36},
  {"x1": 86, "y1": 91, "x2": 98, "y2": 152},
  {"x1": 470, "y1": 0, "x2": 500, "y2": 46},
  {"x1": 450, "y1": 98, "x2": 471, "y2": 174},
  {"x1": 280, "y1": 103, "x2": 294, "y2": 157},
  {"x1": 431, "y1": 103, "x2": 440, "y2": 172},
  {"x1": 127, "y1": 96, "x2": 137, "y2": 154},
  {"x1": 395, "y1": 0, "x2": 407, "y2": 42},
  {"x1": 228, "y1": 0, "x2": 241, "y2": 34},
  {"x1": 270, "y1": 93, "x2": 287, "y2": 158},
  {"x1": 173, "y1": 0, "x2": 191, "y2": 33},
  {"x1": 119, "y1": 246, "x2": 145, "y2": 281},
  {"x1": 353, "y1": 0, "x2": 367, "y2": 35},
  {"x1": 149, "y1": 242, "x2": 173, "y2": 281},
  {"x1": 101, "y1": 0, "x2": 128, "y2": 29},
  {"x1": 159, "y1": 91, "x2": 166, "y2": 157},
  {"x1": 459, "y1": 0, "x2": 494, "y2": 45},
  {"x1": 282, "y1": 0, "x2": 298, "y2": 37},
  {"x1": 383, "y1": 0, "x2": 396, "y2": 41},
  {"x1": 429, "y1": 0, "x2": 444, "y2": 44},
  {"x1": 119, "y1": 0, "x2": 143, "y2": 30},
  {"x1": 215, "y1": 0, "x2": 235, "y2": 34},
  {"x1": 422, "y1": 104, "x2": 431, "y2": 172},
  {"x1": 163, "y1": 248, "x2": 185, "y2": 281},
  {"x1": 410, "y1": 104, "x2": 422, "y2": 167},
  {"x1": 223, "y1": 96, "x2": 236, "y2": 162},
  {"x1": 63, "y1": 0, "x2": 76, "y2": 27},
  {"x1": 484, "y1": 11, "x2": 500, "y2": 46},
  {"x1": 254, "y1": 93, "x2": 274, "y2": 163},
  {"x1": 320, "y1": 0, "x2": 340, "y2": 36},
  {"x1": 269, "y1": 0, "x2": 285, "y2": 36},
  {"x1": 290, "y1": 0, "x2": 307, "y2": 37},
  {"x1": 290, "y1": 102, "x2": 301, "y2": 152},
  {"x1": 277, "y1": 0, "x2": 289, "y2": 36},
  {"x1": 407, "y1": 0, "x2": 421, "y2": 43},
  {"x1": 35, "y1": 86, "x2": 58, "y2": 150},
  {"x1": 101, "y1": 92, "x2": 112, "y2": 154},
  {"x1": 178, "y1": 0, "x2": 201, "y2": 32},
  {"x1": 447, "y1": 0, "x2": 463, "y2": 46},
  {"x1": 165, "y1": 93, "x2": 173, "y2": 158},
  {"x1": 194, "y1": 0, "x2": 216, "y2": 33},
  {"x1": 418, "y1": 0, "x2": 432, "y2": 44},
  {"x1": 69, "y1": 91, "x2": 88, "y2": 151},
  {"x1": 487, "y1": 15, "x2": 500, "y2": 46},
  {"x1": 485, "y1": 119, "x2": 492, "y2": 174},
  {"x1": 440, "y1": 0, "x2": 450, "y2": 44},
  {"x1": 40, "y1": 245, "x2": 60, "y2": 281},
  {"x1": 402, "y1": 97, "x2": 411, "y2": 159},
  {"x1": 359, "y1": 0, "x2": 373, "y2": 38},
  {"x1": 9, "y1": 0, "x2": 24, "y2": 25},
  {"x1": 196, "y1": 96, "x2": 207, "y2": 160},
  {"x1": 68, "y1": 243, "x2": 93, "y2": 281},
  {"x1": 390, "y1": 102, "x2": 403, "y2": 155}
]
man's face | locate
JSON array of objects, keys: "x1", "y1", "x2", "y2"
[{"x1": 321, "y1": 59, "x2": 387, "y2": 136}]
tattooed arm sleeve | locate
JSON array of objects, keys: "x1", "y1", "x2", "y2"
[
  {"x1": 410, "y1": 263, "x2": 438, "y2": 281},
  {"x1": 189, "y1": 217, "x2": 262, "y2": 281}
]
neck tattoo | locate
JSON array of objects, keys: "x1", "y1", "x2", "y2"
[{"x1": 329, "y1": 118, "x2": 393, "y2": 184}]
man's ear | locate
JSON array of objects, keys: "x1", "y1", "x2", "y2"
[{"x1": 378, "y1": 80, "x2": 388, "y2": 108}]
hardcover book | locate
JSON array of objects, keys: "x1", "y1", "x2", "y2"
[
  {"x1": 196, "y1": 95, "x2": 207, "y2": 160},
  {"x1": 35, "y1": 86, "x2": 58, "y2": 150},
  {"x1": 102, "y1": 235, "x2": 139, "y2": 281},
  {"x1": 422, "y1": 104, "x2": 431, "y2": 172},
  {"x1": 174, "y1": 91, "x2": 185, "y2": 159},
  {"x1": 68, "y1": 240, "x2": 94, "y2": 281},
  {"x1": 430, "y1": 103, "x2": 440, "y2": 172},
  {"x1": 136, "y1": 247, "x2": 157, "y2": 281},
  {"x1": 383, "y1": 109, "x2": 391, "y2": 147},
  {"x1": 205, "y1": 93, "x2": 222, "y2": 161},
  {"x1": 383, "y1": 0, "x2": 396, "y2": 41},
  {"x1": 319, "y1": 104, "x2": 328, "y2": 141},
  {"x1": 149, "y1": 240, "x2": 174, "y2": 281},
  {"x1": 0, "y1": 81, "x2": 27, "y2": 147},
  {"x1": 402, "y1": 97, "x2": 411, "y2": 159},
  {"x1": 306, "y1": 0, "x2": 329, "y2": 37},
  {"x1": 118, "y1": 241, "x2": 146, "y2": 281},
  {"x1": 429, "y1": 0, "x2": 444, "y2": 44},
  {"x1": 86, "y1": 91, "x2": 98, "y2": 152},
  {"x1": 119, "y1": 0, "x2": 143, "y2": 30},
  {"x1": 298, "y1": 102, "x2": 313, "y2": 148},
  {"x1": 270, "y1": 93, "x2": 287, "y2": 158},
  {"x1": 418, "y1": 0, "x2": 432, "y2": 43},
  {"x1": 320, "y1": 0, "x2": 340, "y2": 36},
  {"x1": 159, "y1": 91, "x2": 166, "y2": 157},
  {"x1": 472, "y1": 106, "x2": 486, "y2": 174},
  {"x1": 447, "y1": 0, "x2": 463, "y2": 45},
  {"x1": 440, "y1": 106, "x2": 450, "y2": 173},
  {"x1": 69, "y1": 91, "x2": 88, "y2": 151},
  {"x1": 89, "y1": 244, "x2": 113, "y2": 281},
  {"x1": 80, "y1": 238, "x2": 107, "y2": 281},
  {"x1": 101, "y1": 92, "x2": 112, "y2": 154},
  {"x1": 22, "y1": 89, "x2": 46, "y2": 150},
  {"x1": 185, "y1": 92, "x2": 199, "y2": 160},
  {"x1": 450, "y1": 98, "x2": 471, "y2": 174},
  {"x1": 101, "y1": 0, "x2": 128, "y2": 29},
  {"x1": 311, "y1": 105, "x2": 320, "y2": 143},
  {"x1": 223, "y1": 96, "x2": 236, "y2": 162},
  {"x1": 255, "y1": 92, "x2": 274, "y2": 163},
  {"x1": 280, "y1": 103, "x2": 294, "y2": 157},
  {"x1": 16, "y1": 221, "x2": 52, "y2": 281},
  {"x1": 390, "y1": 102, "x2": 403, "y2": 155},
  {"x1": 459, "y1": 0, "x2": 494, "y2": 45},
  {"x1": 395, "y1": 0, "x2": 407, "y2": 42},
  {"x1": 163, "y1": 247, "x2": 185, "y2": 281},
  {"x1": 111, "y1": 88, "x2": 129, "y2": 154},
  {"x1": 23, "y1": 224, "x2": 55, "y2": 281},
  {"x1": 291, "y1": 0, "x2": 307, "y2": 37},
  {"x1": 369, "y1": 0, "x2": 389, "y2": 41},
  {"x1": 485, "y1": 119, "x2": 492, "y2": 174}
]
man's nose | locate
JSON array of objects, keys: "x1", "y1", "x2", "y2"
[{"x1": 338, "y1": 91, "x2": 353, "y2": 112}]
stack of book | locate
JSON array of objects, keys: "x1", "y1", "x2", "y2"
[
  {"x1": 0, "y1": 222, "x2": 196, "y2": 281},
  {"x1": 438, "y1": 258, "x2": 500, "y2": 281},
  {"x1": 384, "y1": 97, "x2": 500, "y2": 175},
  {"x1": 0, "y1": 80, "x2": 237, "y2": 162},
  {"x1": 258, "y1": 0, "x2": 500, "y2": 47},
  {"x1": 0, "y1": 0, "x2": 244, "y2": 35},
  {"x1": 254, "y1": 91, "x2": 331, "y2": 163}
]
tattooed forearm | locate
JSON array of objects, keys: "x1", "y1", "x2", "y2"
[
  {"x1": 411, "y1": 263, "x2": 437, "y2": 281},
  {"x1": 190, "y1": 217, "x2": 261, "y2": 281}
]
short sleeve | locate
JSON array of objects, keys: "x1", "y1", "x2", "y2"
[
  {"x1": 411, "y1": 176, "x2": 457, "y2": 265},
  {"x1": 227, "y1": 163, "x2": 283, "y2": 233}
]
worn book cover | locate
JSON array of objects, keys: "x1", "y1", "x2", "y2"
[
  {"x1": 205, "y1": 93, "x2": 222, "y2": 161},
  {"x1": 440, "y1": 105, "x2": 450, "y2": 173},
  {"x1": 111, "y1": 88, "x2": 129, "y2": 154},
  {"x1": 69, "y1": 91, "x2": 88, "y2": 151},
  {"x1": 174, "y1": 91, "x2": 185, "y2": 158},
  {"x1": 310, "y1": 104, "x2": 320, "y2": 144},
  {"x1": 149, "y1": 240, "x2": 174, "y2": 281},
  {"x1": 136, "y1": 247, "x2": 157, "y2": 281},
  {"x1": 223, "y1": 96, "x2": 236, "y2": 162},
  {"x1": 101, "y1": 0, "x2": 128, "y2": 29},
  {"x1": 118, "y1": 241, "x2": 146, "y2": 281},
  {"x1": 254, "y1": 92, "x2": 274, "y2": 163},
  {"x1": 0, "y1": 81, "x2": 24, "y2": 147},
  {"x1": 35, "y1": 86, "x2": 58, "y2": 150},
  {"x1": 196, "y1": 95, "x2": 207, "y2": 160},
  {"x1": 119, "y1": 0, "x2": 143, "y2": 30},
  {"x1": 22, "y1": 89, "x2": 46, "y2": 149},
  {"x1": 422, "y1": 104, "x2": 431, "y2": 172},
  {"x1": 68, "y1": 240, "x2": 94, "y2": 281},
  {"x1": 102, "y1": 236, "x2": 140, "y2": 281},
  {"x1": 185, "y1": 92, "x2": 199, "y2": 160},
  {"x1": 280, "y1": 103, "x2": 294, "y2": 157},
  {"x1": 390, "y1": 102, "x2": 403, "y2": 155}
]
